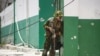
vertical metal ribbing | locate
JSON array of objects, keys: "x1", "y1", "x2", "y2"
[
  {"x1": 59, "y1": 0, "x2": 61, "y2": 10},
  {"x1": 13, "y1": 0, "x2": 16, "y2": 45},
  {"x1": 55, "y1": 0, "x2": 61, "y2": 11},
  {"x1": 26, "y1": 0, "x2": 29, "y2": 47},
  {"x1": 55, "y1": 0, "x2": 58, "y2": 11},
  {"x1": 0, "y1": 17, "x2": 1, "y2": 44},
  {"x1": 57, "y1": 0, "x2": 58, "y2": 11}
]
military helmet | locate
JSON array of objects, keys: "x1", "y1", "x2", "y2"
[{"x1": 54, "y1": 10, "x2": 63, "y2": 17}]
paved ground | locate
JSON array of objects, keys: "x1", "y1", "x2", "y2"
[
  {"x1": 0, "y1": 44, "x2": 63, "y2": 56},
  {"x1": 0, "y1": 49, "x2": 60, "y2": 56}
]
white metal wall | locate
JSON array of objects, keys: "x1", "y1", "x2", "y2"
[
  {"x1": 79, "y1": 0, "x2": 100, "y2": 19},
  {"x1": 0, "y1": 4, "x2": 13, "y2": 28},
  {"x1": 64, "y1": 0, "x2": 100, "y2": 19},
  {"x1": 0, "y1": 0, "x2": 39, "y2": 28},
  {"x1": 64, "y1": 0, "x2": 79, "y2": 16}
]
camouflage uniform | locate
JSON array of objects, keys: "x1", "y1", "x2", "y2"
[{"x1": 42, "y1": 11, "x2": 63, "y2": 56}]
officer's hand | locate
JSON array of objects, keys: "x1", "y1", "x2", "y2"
[
  {"x1": 49, "y1": 27, "x2": 53, "y2": 32},
  {"x1": 52, "y1": 33, "x2": 56, "y2": 38}
]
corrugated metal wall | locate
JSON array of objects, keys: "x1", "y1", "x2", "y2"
[
  {"x1": 39, "y1": 0, "x2": 55, "y2": 48},
  {"x1": 0, "y1": 17, "x2": 1, "y2": 44},
  {"x1": 64, "y1": 0, "x2": 100, "y2": 56},
  {"x1": 64, "y1": 16, "x2": 78, "y2": 56},
  {"x1": 0, "y1": 0, "x2": 39, "y2": 48},
  {"x1": 0, "y1": 0, "x2": 100, "y2": 56},
  {"x1": 78, "y1": 20, "x2": 100, "y2": 56}
]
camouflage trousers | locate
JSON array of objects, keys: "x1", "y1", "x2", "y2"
[{"x1": 42, "y1": 33, "x2": 62, "y2": 56}]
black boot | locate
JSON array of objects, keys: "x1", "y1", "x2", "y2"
[
  {"x1": 42, "y1": 50, "x2": 47, "y2": 56},
  {"x1": 49, "y1": 49, "x2": 55, "y2": 56}
]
